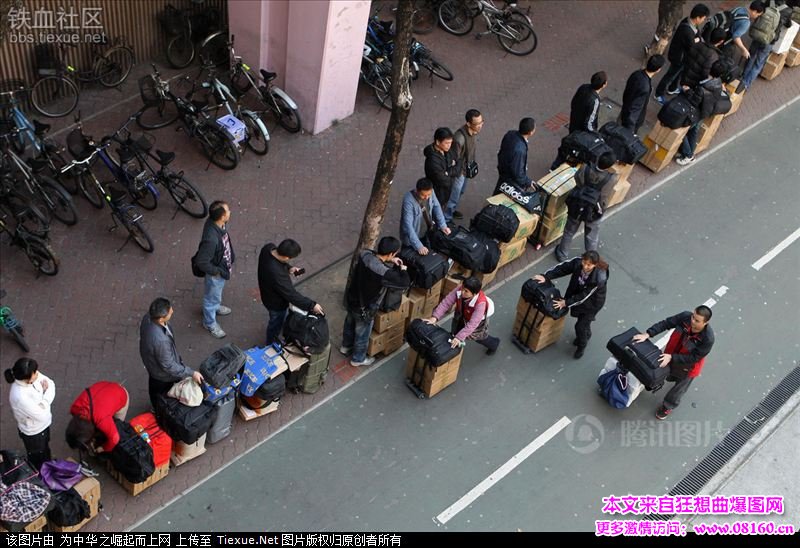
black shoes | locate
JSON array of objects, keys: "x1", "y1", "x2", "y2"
[
  {"x1": 453, "y1": 210, "x2": 464, "y2": 220},
  {"x1": 573, "y1": 347, "x2": 585, "y2": 359}
]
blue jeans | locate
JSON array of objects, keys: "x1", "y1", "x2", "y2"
[
  {"x1": 444, "y1": 175, "x2": 466, "y2": 221},
  {"x1": 679, "y1": 121, "x2": 701, "y2": 159},
  {"x1": 342, "y1": 309, "x2": 374, "y2": 363},
  {"x1": 741, "y1": 41, "x2": 772, "y2": 90},
  {"x1": 202, "y1": 275, "x2": 226, "y2": 328},
  {"x1": 266, "y1": 308, "x2": 288, "y2": 346}
]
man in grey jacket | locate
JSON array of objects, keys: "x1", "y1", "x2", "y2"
[{"x1": 139, "y1": 297, "x2": 203, "y2": 408}]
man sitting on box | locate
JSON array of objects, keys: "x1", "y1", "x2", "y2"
[{"x1": 424, "y1": 276, "x2": 500, "y2": 355}]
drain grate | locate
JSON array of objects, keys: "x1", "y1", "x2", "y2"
[{"x1": 644, "y1": 366, "x2": 800, "y2": 521}]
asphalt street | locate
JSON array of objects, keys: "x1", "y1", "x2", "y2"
[{"x1": 138, "y1": 101, "x2": 800, "y2": 532}]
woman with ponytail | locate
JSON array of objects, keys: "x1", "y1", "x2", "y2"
[{"x1": 5, "y1": 358, "x2": 55, "y2": 469}]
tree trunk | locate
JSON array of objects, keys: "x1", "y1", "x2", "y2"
[
  {"x1": 644, "y1": 0, "x2": 686, "y2": 59},
  {"x1": 343, "y1": 0, "x2": 415, "y2": 304}
]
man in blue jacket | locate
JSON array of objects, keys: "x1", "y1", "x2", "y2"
[
  {"x1": 495, "y1": 117, "x2": 536, "y2": 195},
  {"x1": 400, "y1": 178, "x2": 451, "y2": 255}
]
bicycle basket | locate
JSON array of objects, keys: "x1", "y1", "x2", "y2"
[
  {"x1": 138, "y1": 76, "x2": 163, "y2": 107},
  {"x1": 66, "y1": 129, "x2": 94, "y2": 161},
  {"x1": 159, "y1": 4, "x2": 187, "y2": 36}
]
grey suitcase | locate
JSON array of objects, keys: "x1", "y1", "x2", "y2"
[{"x1": 207, "y1": 392, "x2": 235, "y2": 444}]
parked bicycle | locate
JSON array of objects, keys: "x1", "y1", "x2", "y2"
[
  {"x1": 0, "y1": 214, "x2": 59, "y2": 277},
  {"x1": 361, "y1": 43, "x2": 395, "y2": 111},
  {"x1": 439, "y1": 0, "x2": 537, "y2": 55},
  {"x1": 0, "y1": 290, "x2": 30, "y2": 352},
  {"x1": 0, "y1": 173, "x2": 51, "y2": 238},
  {"x1": 29, "y1": 37, "x2": 135, "y2": 118},
  {"x1": 160, "y1": 3, "x2": 227, "y2": 69},
  {"x1": 227, "y1": 34, "x2": 303, "y2": 133},
  {"x1": 136, "y1": 65, "x2": 241, "y2": 170}
]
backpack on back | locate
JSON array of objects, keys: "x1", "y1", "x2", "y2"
[{"x1": 750, "y1": 6, "x2": 781, "y2": 44}]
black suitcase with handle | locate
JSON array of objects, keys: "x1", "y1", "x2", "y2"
[{"x1": 606, "y1": 328, "x2": 669, "y2": 391}]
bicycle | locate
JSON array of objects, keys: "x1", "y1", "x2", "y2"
[
  {"x1": 360, "y1": 44, "x2": 395, "y2": 111},
  {"x1": 136, "y1": 65, "x2": 241, "y2": 170},
  {"x1": 0, "y1": 174, "x2": 51, "y2": 238},
  {"x1": 0, "y1": 214, "x2": 59, "y2": 277},
  {"x1": 438, "y1": 0, "x2": 537, "y2": 55},
  {"x1": 60, "y1": 143, "x2": 154, "y2": 253},
  {"x1": 160, "y1": 3, "x2": 227, "y2": 69},
  {"x1": 30, "y1": 37, "x2": 135, "y2": 118},
  {"x1": 0, "y1": 290, "x2": 30, "y2": 352},
  {"x1": 0, "y1": 88, "x2": 79, "y2": 194},
  {"x1": 227, "y1": 34, "x2": 303, "y2": 133}
]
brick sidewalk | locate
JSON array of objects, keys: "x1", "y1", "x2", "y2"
[{"x1": 1, "y1": 1, "x2": 798, "y2": 532}]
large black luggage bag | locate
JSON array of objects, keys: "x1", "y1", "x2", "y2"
[
  {"x1": 599, "y1": 122, "x2": 647, "y2": 164},
  {"x1": 606, "y1": 328, "x2": 669, "y2": 391},
  {"x1": 521, "y1": 279, "x2": 568, "y2": 319},
  {"x1": 657, "y1": 94, "x2": 698, "y2": 129},
  {"x1": 398, "y1": 248, "x2": 449, "y2": 289},
  {"x1": 154, "y1": 395, "x2": 217, "y2": 444},
  {"x1": 470, "y1": 204, "x2": 520, "y2": 243},
  {"x1": 109, "y1": 419, "x2": 156, "y2": 483},
  {"x1": 283, "y1": 308, "x2": 329, "y2": 354},
  {"x1": 429, "y1": 226, "x2": 487, "y2": 272},
  {"x1": 558, "y1": 130, "x2": 613, "y2": 166},
  {"x1": 406, "y1": 318, "x2": 461, "y2": 367},
  {"x1": 199, "y1": 344, "x2": 245, "y2": 389}
]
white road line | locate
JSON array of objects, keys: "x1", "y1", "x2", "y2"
[
  {"x1": 714, "y1": 286, "x2": 729, "y2": 298},
  {"x1": 702, "y1": 298, "x2": 717, "y2": 308},
  {"x1": 751, "y1": 227, "x2": 800, "y2": 271},
  {"x1": 433, "y1": 416, "x2": 571, "y2": 526}
]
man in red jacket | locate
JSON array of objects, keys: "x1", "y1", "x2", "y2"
[
  {"x1": 633, "y1": 306, "x2": 715, "y2": 420},
  {"x1": 65, "y1": 381, "x2": 130, "y2": 453}
]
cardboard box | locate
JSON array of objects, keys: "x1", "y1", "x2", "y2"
[
  {"x1": 536, "y1": 164, "x2": 577, "y2": 218},
  {"x1": 537, "y1": 212, "x2": 568, "y2": 246},
  {"x1": 498, "y1": 237, "x2": 527, "y2": 268},
  {"x1": 723, "y1": 85, "x2": 745, "y2": 117},
  {"x1": 605, "y1": 179, "x2": 632, "y2": 209},
  {"x1": 406, "y1": 290, "x2": 427, "y2": 320},
  {"x1": 107, "y1": 461, "x2": 169, "y2": 496},
  {"x1": 693, "y1": 114, "x2": 724, "y2": 154},
  {"x1": 281, "y1": 344, "x2": 310, "y2": 372},
  {"x1": 512, "y1": 298, "x2": 567, "y2": 353},
  {"x1": 441, "y1": 275, "x2": 461, "y2": 299},
  {"x1": 608, "y1": 161, "x2": 634, "y2": 182},
  {"x1": 647, "y1": 122, "x2": 688, "y2": 151},
  {"x1": 368, "y1": 320, "x2": 405, "y2": 356},
  {"x1": 449, "y1": 260, "x2": 472, "y2": 279},
  {"x1": 237, "y1": 398, "x2": 279, "y2": 421},
  {"x1": 373, "y1": 296, "x2": 411, "y2": 333},
  {"x1": 1, "y1": 514, "x2": 47, "y2": 533},
  {"x1": 485, "y1": 194, "x2": 541, "y2": 241},
  {"x1": 405, "y1": 347, "x2": 463, "y2": 398},
  {"x1": 795, "y1": 26, "x2": 800, "y2": 48},
  {"x1": 760, "y1": 51, "x2": 788, "y2": 80},
  {"x1": 171, "y1": 434, "x2": 207, "y2": 467},
  {"x1": 473, "y1": 268, "x2": 497, "y2": 286},
  {"x1": 773, "y1": 21, "x2": 799, "y2": 54},
  {"x1": 639, "y1": 136, "x2": 683, "y2": 173},
  {"x1": 786, "y1": 46, "x2": 800, "y2": 67},
  {"x1": 410, "y1": 279, "x2": 443, "y2": 304},
  {"x1": 49, "y1": 460, "x2": 101, "y2": 532}
]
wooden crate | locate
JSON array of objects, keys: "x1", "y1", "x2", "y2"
[
  {"x1": 485, "y1": 194, "x2": 541, "y2": 240},
  {"x1": 512, "y1": 298, "x2": 567, "y2": 353},
  {"x1": 373, "y1": 296, "x2": 410, "y2": 333},
  {"x1": 498, "y1": 237, "x2": 527, "y2": 268},
  {"x1": 49, "y1": 462, "x2": 101, "y2": 532},
  {"x1": 405, "y1": 348, "x2": 463, "y2": 398},
  {"x1": 760, "y1": 51, "x2": 788, "y2": 80},
  {"x1": 537, "y1": 164, "x2": 577, "y2": 218},
  {"x1": 693, "y1": 114, "x2": 724, "y2": 154},
  {"x1": 106, "y1": 461, "x2": 169, "y2": 497},
  {"x1": 1, "y1": 514, "x2": 47, "y2": 533},
  {"x1": 537, "y1": 212, "x2": 568, "y2": 246},
  {"x1": 237, "y1": 399, "x2": 279, "y2": 421},
  {"x1": 367, "y1": 320, "x2": 405, "y2": 356}
]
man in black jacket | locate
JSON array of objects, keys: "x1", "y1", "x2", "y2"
[
  {"x1": 549, "y1": 72, "x2": 607, "y2": 170},
  {"x1": 341, "y1": 236, "x2": 410, "y2": 367},
  {"x1": 532, "y1": 250, "x2": 609, "y2": 359},
  {"x1": 620, "y1": 55, "x2": 665, "y2": 134},
  {"x1": 257, "y1": 239, "x2": 323, "y2": 346},
  {"x1": 195, "y1": 201, "x2": 235, "y2": 339},
  {"x1": 675, "y1": 60, "x2": 726, "y2": 165},
  {"x1": 424, "y1": 127, "x2": 459, "y2": 221},
  {"x1": 681, "y1": 28, "x2": 727, "y2": 88},
  {"x1": 655, "y1": 4, "x2": 710, "y2": 102},
  {"x1": 496, "y1": 117, "x2": 536, "y2": 195}
]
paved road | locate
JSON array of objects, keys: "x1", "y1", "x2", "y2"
[{"x1": 136, "y1": 99, "x2": 800, "y2": 532}]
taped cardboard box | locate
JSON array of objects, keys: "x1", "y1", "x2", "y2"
[
  {"x1": 639, "y1": 136, "x2": 683, "y2": 173},
  {"x1": 536, "y1": 163, "x2": 577, "y2": 218},
  {"x1": 237, "y1": 398, "x2": 279, "y2": 421},
  {"x1": 512, "y1": 298, "x2": 567, "y2": 353},
  {"x1": 760, "y1": 51, "x2": 788, "y2": 80},
  {"x1": 647, "y1": 122, "x2": 688, "y2": 151},
  {"x1": 723, "y1": 80, "x2": 745, "y2": 117},
  {"x1": 373, "y1": 296, "x2": 411, "y2": 333},
  {"x1": 485, "y1": 194, "x2": 540, "y2": 240},
  {"x1": 498, "y1": 237, "x2": 527, "y2": 268},
  {"x1": 405, "y1": 348, "x2": 463, "y2": 398},
  {"x1": 49, "y1": 462, "x2": 101, "y2": 532},
  {"x1": 693, "y1": 114, "x2": 724, "y2": 154},
  {"x1": 785, "y1": 46, "x2": 800, "y2": 67},
  {"x1": 171, "y1": 434, "x2": 207, "y2": 467},
  {"x1": 536, "y1": 212, "x2": 568, "y2": 246},
  {"x1": 106, "y1": 461, "x2": 169, "y2": 497},
  {"x1": 605, "y1": 179, "x2": 632, "y2": 209},
  {"x1": 607, "y1": 161, "x2": 634, "y2": 183},
  {"x1": 368, "y1": 320, "x2": 405, "y2": 356},
  {"x1": 441, "y1": 275, "x2": 461, "y2": 299}
]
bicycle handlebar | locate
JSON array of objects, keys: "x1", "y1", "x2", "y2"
[{"x1": 60, "y1": 145, "x2": 104, "y2": 173}]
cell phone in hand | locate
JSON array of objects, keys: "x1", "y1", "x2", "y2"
[{"x1": 294, "y1": 268, "x2": 306, "y2": 277}]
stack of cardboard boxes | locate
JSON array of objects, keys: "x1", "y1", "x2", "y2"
[
  {"x1": 639, "y1": 121, "x2": 690, "y2": 173},
  {"x1": 511, "y1": 297, "x2": 567, "y2": 353},
  {"x1": 367, "y1": 296, "x2": 410, "y2": 357},
  {"x1": 785, "y1": 25, "x2": 800, "y2": 67},
  {"x1": 405, "y1": 347, "x2": 463, "y2": 398},
  {"x1": 535, "y1": 164, "x2": 577, "y2": 246},
  {"x1": 763, "y1": 20, "x2": 800, "y2": 77},
  {"x1": 407, "y1": 278, "x2": 444, "y2": 329}
]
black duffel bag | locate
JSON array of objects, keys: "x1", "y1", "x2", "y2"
[
  {"x1": 243, "y1": 375, "x2": 287, "y2": 409},
  {"x1": 398, "y1": 248, "x2": 449, "y2": 289},
  {"x1": 282, "y1": 307, "x2": 330, "y2": 354},
  {"x1": 478, "y1": 235, "x2": 501, "y2": 274},
  {"x1": 657, "y1": 94, "x2": 699, "y2": 129},
  {"x1": 521, "y1": 279, "x2": 568, "y2": 319},
  {"x1": 599, "y1": 122, "x2": 647, "y2": 164},
  {"x1": 110, "y1": 419, "x2": 156, "y2": 483},
  {"x1": 429, "y1": 226, "x2": 486, "y2": 272},
  {"x1": 470, "y1": 204, "x2": 520, "y2": 243},
  {"x1": 558, "y1": 130, "x2": 614, "y2": 166},
  {"x1": 406, "y1": 318, "x2": 462, "y2": 367},
  {"x1": 199, "y1": 344, "x2": 245, "y2": 389},
  {"x1": 154, "y1": 395, "x2": 217, "y2": 445},
  {"x1": 47, "y1": 487, "x2": 91, "y2": 526}
]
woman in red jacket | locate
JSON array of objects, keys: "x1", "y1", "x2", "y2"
[{"x1": 65, "y1": 381, "x2": 129, "y2": 453}]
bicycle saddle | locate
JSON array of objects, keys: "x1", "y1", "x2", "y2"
[
  {"x1": 33, "y1": 120, "x2": 50, "y2": 136},
  {"x1": 27, "y1": 158, "x2": 48, "y2": 173},
  {"x1": 156, "y1": 150, "x2": 175, "y2": 165},
  {"x1": 260, "y1": 69, "x2": 277, "y2": 82}
]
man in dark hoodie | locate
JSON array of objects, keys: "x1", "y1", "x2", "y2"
[
  {"x1": 675, "y1": 60, "x2": 727, "y2": 165},
  {"x1": 496, "y1": 117, "x2": 536, "y2": 194},
  {"x1": 549, "y1": 72, "x2": 608, "y2": 171},
  {"x1": 257, "y1": 239, "x2": 323, "y2": 346},
  {"x1": 424, "y1": 127, "x2": 459, "y2": 222},
  {"x1": 620, "y1": 55, "x2": 665, "y2": 134},
  {"x1": 194, "y1": 200, "x2": 235, "y2": 339},
  {"x1": 655, "y1": 4, "x2": 710, "y2": 102},
  {"x1": 681, "y1": 28, "x2": 727, "y2": 88}
]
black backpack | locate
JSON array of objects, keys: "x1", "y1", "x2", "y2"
[
  {"x1": 429, "y1": 226, "x2": 487, "y2": 271},
  {"x1": 470, "y1": 204, "x2": 520, "y2": 243},
  {"x1": 657, "y1": 94, "x2": 699, "y2": 129},
  {"x1": 521, "y1": 279, "x2": 568, "y2": 319},
  {"x1": 406, "y1": 319, "x2": 462, "y2": 367},
  {"x1": 599, "y1": 122, "x2": 647, "y2": 164},
  {"x1": 110, "y1": 419, "x2": 156, "y2": 483},
  {"x1": 282, "y1": 308, "x2": 330, "y2": 354},
  {"x1": 154, "y1": 396, "x2": 217, "y2": 444},
  {"x1": 47, "y1": 487, "x2": 91, "y2": 526},
  {"x1": 715, "y1": 55, "x2": 741, "y2": 84},
  {"x1": 476, "y1": 234, "x2": 501, "y2": 274},
  {"x1": 199, "y1": 344, "x2": 246, "y2": 389},
  {"x1": 558, "y1": 131, "x2": 614, "y2": 166}
]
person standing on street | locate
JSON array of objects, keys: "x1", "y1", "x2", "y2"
[
  {"x1": 258, "y1": 239, "x2": 323, "y2": 346},
  {"x1": 194, "y1": 200, "x2": 235, "y2": 339},
  {"x1": 532, "y1": 251, "x2": 609, "y2": 360},
  {"x1": 342, "y1": 236, "x2": 410, "y2": 367},
  {"x1": 550, "y1": 72, "x2": 608, "y2": 170},
  {"x1": 448, "y1": 109, "x2": 484, "y2": 220},
  {"x1": 399, "y1": 178, "x2": 451, "y2": 255},
  {"x1": 654, "y1": 4, "x2": 710, "y2": 103},
  {"x1": 632, "y1": 306, "x2": 715, "y2": 420},
  {"x1": 424, "y1": 127, "x2": 459, "y2": 222},
  {"x1": 496, "y1": 117, "x2": 536, "y2": 195},
  {"x1": 140, "y1": 298, "x2": 204, "y2": 408},
  {"x1": 5, "y1": 358, "x2": 55, "y2": 470},
  {"x1": 620, "y1": 55, "x2": 665, "y2": 135}
]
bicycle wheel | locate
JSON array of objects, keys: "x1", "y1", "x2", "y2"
[
  {"x1": 438, "y1": 0, "x2": 474, "y2": 35},
  {"x1": 199, "y1": 32, "x2": 229, "y2": 67},
  {"x1": 167, "y1": 34, "x2": 195, "y2": 69},
  {"x1": 24, "y1": 236, "x2": 59, "y2": 276},
  {"x1": 1, "y1": 195, "x2": 50, "y2": 237},
  {"x1": 241, "y1": 112, "x2": 269, "y2": 155},
  {"x1": 136, "y1": 100, "x2": 179, "y2": 129},
  {"x1": 45, "y1": 148, "x2": 79, "y2": 194},
  {"x1": 8, "y1": 325, "x2": 30, "y2": 353},
  {"x1": 271, "y1": 93, "x2": 302, "y2": 133},
  {"x1": 97, "y1": 46, "x2": 135, "y2": 87},
  {"x1": 126, "y1": 218, "x2": 154, "y2": 253},
  {"x1": 165, "y1": 173, "x2": 208, "y2": 218},
  {"x1": 497, "y1": 19, "x2": 538, "y2": 56},
  {"x1": 419, "y1": 56, "x2": 454, "y2": 81},
  {"x1": 76, "y1": 170, "x2": 105, "y2": 209},
  {"x1": 39, "y1": 176, "x2": 78, "y2": 226},
  {"x1": 30, "y1": 77, "x2": 79, "y2": 118},
  {"x1": 198, "y1": 122, "x2": 240, "y2": 170},
  {"x1": 412, "y1": 3, "x2": 437, "y2": 34}
]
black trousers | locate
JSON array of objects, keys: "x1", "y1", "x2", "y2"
[
  {"x1": 574, "y1": 313, "x2": 596, "y2": 350},
  {"x1": 19, "y1": 427, "x2": 51, "y2": 471},
  {"x1": 663, "y1": 375, "x2": 695, "y2": 410},
  {"x1": 148, "y1": 376, "x2": 174, "y2": 409},
  {"x1": 655, "y1": 62, "x2": 682, "y2": 97}
]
